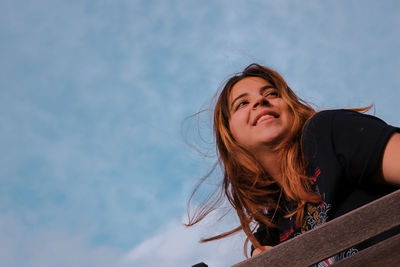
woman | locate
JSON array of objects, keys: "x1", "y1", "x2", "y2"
[{"x1": 187, "y1": 64, "x2": 400, "y2": 263}]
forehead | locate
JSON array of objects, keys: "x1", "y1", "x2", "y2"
[{"x1": 229, "y1": 77, "x2": 272, "y2": 102}]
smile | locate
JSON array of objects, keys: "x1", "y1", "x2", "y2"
[
  {"x1": 253, "y1": 110, "x2": 280, "y2": 126},
  {"x1": 256, "y1": 114, "x2": 276, "y2": 125}
]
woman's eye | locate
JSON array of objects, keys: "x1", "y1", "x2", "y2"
[
  {"x1": 265, "y1": 91, "x2": 278, "y2": 97},
  {"x1": 235, "y1": 101, "x2": 248, "y2": 110}
]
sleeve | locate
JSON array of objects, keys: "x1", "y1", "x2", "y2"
[
  {"x1": 250, "y1": 224, "x2": 279, "y2": 255},
  {"x1": 328, "y1": 109, "x2": 399, "y2": 185}
]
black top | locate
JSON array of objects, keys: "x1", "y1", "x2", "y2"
[{"x1": 252, "y1": 109, "x2": 399, "y2": 263}]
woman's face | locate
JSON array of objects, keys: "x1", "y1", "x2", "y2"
[{"x1": 228, "y1": 77, "x2": 294, "y2": 152}]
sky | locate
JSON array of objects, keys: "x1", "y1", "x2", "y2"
[{"x1": 0, "y1": 0, "x2": 399, "y2": 266}]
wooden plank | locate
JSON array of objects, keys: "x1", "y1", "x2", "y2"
[
  {"x1": 233, "y1": 189, "x2": 400, "y2": 267},
  {"x1": 331, "y1": 234, "x2": 400, "y2": 266}
]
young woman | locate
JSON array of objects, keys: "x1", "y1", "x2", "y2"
[{"x1": 187, "y1": 64, "x2": 400, "y2": 263}]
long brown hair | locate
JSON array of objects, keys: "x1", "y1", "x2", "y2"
[{"x1": 187, "y1": 64, "x2": 322, "y2": 256}]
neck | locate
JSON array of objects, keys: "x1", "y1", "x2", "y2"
[{"x1": 253, "y1": 148, "x2": 282, "y2": 183}]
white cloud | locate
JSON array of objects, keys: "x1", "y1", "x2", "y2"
[
  {"x1": 124, "y1": 214, "x2": 247, "y2": 267},
  {"x1": 0, "y1": 212, "x2": 247, "y2": 267}
]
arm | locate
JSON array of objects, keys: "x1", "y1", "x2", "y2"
[
  {"x1": 251, "y1": 246, "x2": 272, "y2": 257},
  {"x1": 382, "y1": 132, "x2": 400, "y2": 185}
]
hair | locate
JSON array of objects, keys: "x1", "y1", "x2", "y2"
[{"x1": 186, "y1": 64, "x2": 340, "y2": 257}]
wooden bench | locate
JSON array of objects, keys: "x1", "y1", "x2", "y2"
[{"x1": 233, "y1": 189, "x2": 400, "y2": 267}]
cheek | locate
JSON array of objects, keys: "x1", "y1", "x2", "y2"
[
  {"x1": 285, "y1": 108, "x2": 295, "y2": 129},
  {"x1": 279, "y1": 100, "x2": 293, "y2": 123},
  {"x1": 229, "y1": 117, "x2": 244, "y2": 142},
  {"x1": 229, "y1": 121, "x2": 238, "y2": 140}
]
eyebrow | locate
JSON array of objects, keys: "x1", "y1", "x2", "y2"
[
  {"x1": 230, "y1": 85, "x2": 275, "y2": 111},
  {"x1": 230, "y1": 93, "x2": 247, "y2": 111},
  {"x1": 259, "y1": 85, "x2": 274, "y2": 95}
]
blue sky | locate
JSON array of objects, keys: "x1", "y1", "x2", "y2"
[{"x1": 1, "y1": 1, "x2": 399, "y2": 266}]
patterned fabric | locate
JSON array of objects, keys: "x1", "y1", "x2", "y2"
[
  {"x1": 251, "y1": 110, "x2": 400, "y2": 265},
  {"x1": 281, "y1": 167, "x2": 358, "y2": 266}
]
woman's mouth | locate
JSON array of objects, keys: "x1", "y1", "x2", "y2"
[{"x1": 256, "y1": 114, "x2": 276, "y2": 125}]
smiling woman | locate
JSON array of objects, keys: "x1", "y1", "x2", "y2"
[{"x1": 186, "y1": 64, "x2": 400, "y2": 265}]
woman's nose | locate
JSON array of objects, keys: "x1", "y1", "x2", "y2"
[{"x1": 252, "y1": 98, "x2": 269, "y2": 109}]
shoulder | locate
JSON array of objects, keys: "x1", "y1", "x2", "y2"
[
  {"x1": 302, "y1": 109, "x2": 342, "y2": 138},
  {"x1": 304, "y1": 109, "x2": 389, "y2": 134},
  {"x1": 307, "y1": 108, "x2": 375, "y2": 124},
  {"x1": 301, "y1": 109, "x2": 397, "y2": 162},
  {"x1": 304, "y1": 109, "x2": 343, "y2": 131}
]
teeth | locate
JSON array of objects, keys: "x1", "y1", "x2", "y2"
[{"x1": 257, "y1": 114, "x2": 274, "y2": 125}]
